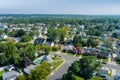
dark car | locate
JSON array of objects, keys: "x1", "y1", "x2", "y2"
[{"x1": 102, "y1": 62, "x2": 107, "y2": 64}]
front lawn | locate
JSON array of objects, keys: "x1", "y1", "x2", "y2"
[
  {"x1": 91, "y1": 76, "x2": 104, "y2": 80},
  {"x1": 108, "y1": 69, "x2": 112, "y2": 77},
  {"x1": 100, "y1": 58, "x2": 108, "y2": 62},
  {"x1": 52, "y1": 57, "x2": 64, "y2": 70}
]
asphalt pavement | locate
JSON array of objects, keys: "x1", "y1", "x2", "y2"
[
  {"x1": 49, "y1": 52, "x2": 120, "y2": 80},
  {"x1": 48, "y1": 52, "x2": 79, "y2": 80},
  {"x1": 103, "y1": 63, "x2": 120, "y2": 70}
]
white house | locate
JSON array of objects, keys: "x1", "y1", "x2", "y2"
[
  {"x1": 0, "y1": 34, "x2": 8, "y2": 39},
  {"x1": 78, "y1": 25, "x2": 85, "y2": 31},
  {"x1": 6, "y1": 65, "x2": 15, "y2": 71}
]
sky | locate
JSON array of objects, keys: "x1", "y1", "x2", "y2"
[{"x1": 0, "y1": 0, "x2": 120, "y2": 15}]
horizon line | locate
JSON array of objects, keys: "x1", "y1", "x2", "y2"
[{"x1": 0, "y1": 13, "x2": 120, "y2": 16}]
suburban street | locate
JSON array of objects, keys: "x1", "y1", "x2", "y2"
[
  {"x1": 103, "y1": 63, "x2": 120, "y2": 70},
  {"x1": 49, "y1": 52, "x2": 120, "y2": 80},
  {"x1": 49, "y1": 52, "x2": 79, "y2": 80}
]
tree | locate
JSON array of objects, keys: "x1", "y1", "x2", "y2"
[
  {"x1": 47, "y1": 28, "x2": 58, "y2": 42},
  {"x1": 112, "y1": 33, "x2": 118, "y2": 38},
  {"x1": 15, "y1": 42, "x2": 25, "y2": 49},
  {"x1": 63, "y1": 56, "x2": 101, "y2": 80},
  {"x1": 87, "y1": 37, "x2": 98, "y2": 47},
  {"x1": 74, "y1": 43, "x2": 82, "y2": 48},
  {"x1": 47, "y1": 27, "x2": 70, "y2": 43},
  {"x1": 4, "y1": 28, "x2": 8, "y2": 34},
  {"x1": 73, "y1": 35, "x2": 82, "y2": 44},
  {"x1": 20, "y1": 57, "x2": 32, "y2": 68},
  {"x1": 78, "y1": 56, "x2": 101, "y2": 79},
  {"x1": 0, "y1": 42, "x2": 22, "y2": 66},
  {"x1": 68, "y1": 61, "x2": 80, "y2": 75},
  {"x1": 0, "y1": 29, "x2": 4, "y2": 35},
  {"x1": 62, "y1": 71, "x2": 83, "y2": 80},
  {"x1": 21, "y1": 44, "x2": 36, "y2": 61},
  {"x1": 15, "y1": 29, "x2": 26, "y2": 37},
  {"x1": 36, "y1": 45, "x2": 52, "y2": 55},
  {"x1": 28, "y1": 61, "x2": 51, "y2": 80},
  {"x1": 104, "y1": 38, "x2": 112, "y2": 48},
  {"x1": 29, "y1": 31, "x2": 36, "y2": 37},
  {"x1": 17, "y1": 75, "x2": 26, "y2": 80},
  {"x1": 21, "y1": 35, "x2": 32, "y2": 42},
  {"x1": 58, "y1": 27, "x2": 70, "y2": 43}
]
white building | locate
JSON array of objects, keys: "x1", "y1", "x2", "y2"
[{"x1": 0, "y1": 34, "x2": 8, "y2": 39}]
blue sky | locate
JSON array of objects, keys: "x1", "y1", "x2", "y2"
[{"x1": 0, "y1": 0, "x2": 120, "y2": 15}]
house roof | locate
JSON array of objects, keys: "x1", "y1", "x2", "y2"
[
  {"x1": 2, "y1": 71, "x2": 19, "y2": 80},
  {"x1": 97, "y1": 52, "x2": 110, "y2": 58},
  {"x1": 34, "y1": 38, "x2": 46, "y2": 45},
  {"x1": 24, "y1": 64, "x2": 37, "y2": 74}
]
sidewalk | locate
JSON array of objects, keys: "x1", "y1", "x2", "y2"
[
  {"x1": 111, "y1": 69, "x2": 116, "y2": 80},
  {"x1": 108, "y1": 57, "x2": 117, "y2": 65}
]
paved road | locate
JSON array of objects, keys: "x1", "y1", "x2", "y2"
[
  {"x1": 48, "y1": 52, "x2": 79, "y2": 80},
  {"x1": 103, "y1": 63, "x2": 120, "y2": 70},
  {"x1": 48, "y1": 52, "x2": 120, "y2": 80}
]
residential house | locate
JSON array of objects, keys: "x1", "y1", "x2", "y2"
[
  {"x1": 78, "y1": 25, "x2": 85, "y2": 31},
  {"x1": 24, "y1": 55, "x2": 52, "y2": 74},
  {"x1": 115, "y1": 72, "x2": 120, "y2": 80},
  {"x1": 97, "y1": 52, "x2": 111, "y2": 59},
  {"x1": 6, "y1": 65, "x2": 15, "y2": 71},
  {"x1": 34, "y1": 38, "x2": 47, "y2": 45},
  {"x1": 112, "y1": 30, "x2": 120, "y2": 38},
  {"x1": 2, "y1": 71, "x2": 21, "y2": 80},
  {"x1": 24, "y1": 64, "x2": 37, "y2": 74},
  {"x1": 79, "y1": 32, "x2": 87, "y2": 38},
  {"x1": 99, "y1": 34, "x2": 107, "y2": 40},
  {"x1": 0, "y1": 34, "x2": 8, "y2": 39},
  {"x1": 0, "y1": 25, "x2": 8, "y2": 29},
  {"x1": 97, "y1": 67, "x2": 110, "y2": 80},
  {"x1": 73, "y1": 47, "x2": 84, "y2": 54},
  {"x1": 64, "y1": 45, "x2": 74, "y2": 52},
  {"x1": 83, "y1": 47, "x2": 110, "y2": 58},
  {"x1": 49, "y1": 42, "x2": 54, "y2": 47},
  {"x1": 83, "y1": 47, "x2": 99, "y2": 56}
]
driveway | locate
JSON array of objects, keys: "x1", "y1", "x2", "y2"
[{"x1": 48, "y1": 52, "x2": 79, "y2": 80}]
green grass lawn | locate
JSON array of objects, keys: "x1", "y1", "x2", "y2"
[
  {"x1": 52, "y1": 56, "x2": 61, "y2": 60},
  {"x1": 108, "y1": 69, "x2": 112, "y2": 77},
  {"x1": 91, "y1": 76, "x2": 104, "y2": 80},
  {"x1": 52, "y1": 57, "x2": 64, "y2": 70},
  {"x1": 0, "y1": 70, "x2": 7, "y2": 80},
  {"x1": 98, "y1": 58, "x2": 108, "y2": 62}
]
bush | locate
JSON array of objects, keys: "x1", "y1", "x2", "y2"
[
  {"x1": 116, "y1": 59, "x2": 120, "y2": 65},
  {"x1": 52, "y1": 46, "x2": 60, "y2": 51}
]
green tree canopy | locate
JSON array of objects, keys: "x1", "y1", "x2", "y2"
[
  {"x1": 63, "y1": 56, "x2": 101, "y2": 80},
  {"x1": 28, "y1": 61, "x2": 51, "y2": 80}
]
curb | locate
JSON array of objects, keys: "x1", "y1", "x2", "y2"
[
  {"x1": 54, "y1": 58, "x2": 65, "y2": 72},
  {"x1": 47, "y1": 58, "x2": 65, "y2": 79}
]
